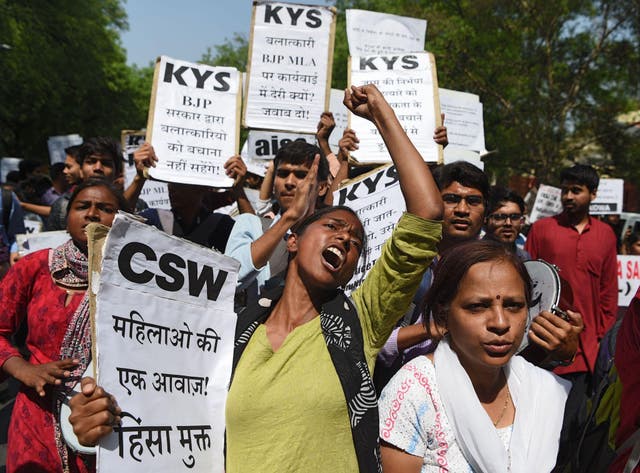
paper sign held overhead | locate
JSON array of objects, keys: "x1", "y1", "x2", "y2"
[
  {"x1": 348, "y1": 52, "x2": 442, "y2": 164},
  {"x1": 244, "y1": 1, "x2": 336, "y2": 133},
  {"x1": 147, "y1": 56, "x2": 241, "y2": 187},
  {"x1": 346, "y1": 9, "x2": 426, "y2": 57}
]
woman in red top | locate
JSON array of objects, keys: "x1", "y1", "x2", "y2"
[{"x1": 0, "y1": 180, "x2": 128, "y2": 473}]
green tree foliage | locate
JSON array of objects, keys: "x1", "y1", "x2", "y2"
[
  {"x1": 332, "y1": 0, "x2": 640, "y2": 184},
  {"x1": 0, "y1": 0, "x2": 152, "y2": 161},
  {"x1": 200, "y1": 33, "x2": 248, "y2": 71}
]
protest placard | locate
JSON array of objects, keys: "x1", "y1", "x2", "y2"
[
  {"x1": 439, "y1": 88, "x2": 485, "y2": 152},
  {"x1": 93, "y1": 213, "x2": 239, "y2": 472},
  {"x1": 1, "y1": 157, "x2": 21, "y2": 183},
  {"x1": 348, "y1": 52, "x2": 442, "y2": 164},
  {"x1": 121, "y1": 130, "x2": 171, "y2": 210},
  {"x1": 147, "y1": 56, "x2": 241, "y2": 187},
  {"x1": 333, "y1": 164, "x2": 404, "y2": 293},
  {"x1": 47, "y1": 134, "x2": 83, "y2": 165},
  {"x1": 590, "y1": 178, "x2": 624, "y2": 215},
  {"x1": 617, "y1": 255, "x2": 640, "y2": 306},
  {"x1": 16, "y1": 230, "x2": 68, "y2": 257},
  {"x1": 529, "y1": 184, "x2": 562, "y2": 223},
  {"x1": 23, "y1": 219, "x2": 42, "y2": 235},
  {"x1": 244, "y1": 1, "x2": 336, "y2": 133},
  {"x1": 246, "y1": 129, "x2": 316, "y2": 161},
  {"x1": 329, "y1": 88, "x2": 348, "y2": 151},
  {"x1": 345, "y1": 9, "x2": 426, "y2": 57}
]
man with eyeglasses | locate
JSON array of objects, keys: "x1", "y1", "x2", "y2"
[{"x1": 483, "y1": 186, "x2": 530, "y2": 261}]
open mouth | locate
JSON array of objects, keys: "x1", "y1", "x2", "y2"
[{"x1": 322, "y1": 246, "x2": 344, "y2": 271}]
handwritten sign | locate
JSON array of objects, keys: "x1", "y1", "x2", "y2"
[
  {"x1": 346, "y1": 9, "x2": 426, "y2": 57},
  {"x1": 244, "y1": 1, "x2": 336, "y2": 132},
  {"x1": 246, "y1": 130, "x2": 316, "y2": 161},
  {"x1": 617, "y1": 255, "x2": 640, "y2": 307},
  {"x1": 439, "y1": 88, "x2": 485, "y2": 152},
  {"x1": 590, "y1": 178, "x2": 624, "y2": 215},
  {"x1": 348, "y1": 52, "x2": 442, "y2": 164},
  {"x1": 334, "y1": 164, "x2": 404, "y2": 293},
  {"x1": 147, "y1": 56, "x2": 241, "y2": 187},
  {"x1": 47, "y1": 134, "x2": 83, "y2": 165},
  {"x1": 329, "y1": 88, "x2": 349, "y2": 151},
  {"x1": 94, "y1": 213, "x2": 239, "y2": 472},
  {"x1": 529, "y1": 184, "x2": 562, "y2": 223},
  {"x1": 121, "y1": 130, "x2": 171, "y2": 210}
]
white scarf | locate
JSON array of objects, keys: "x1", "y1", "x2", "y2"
[{"x1": 434, "y1": 338, "x2": 570, "y2": 473}]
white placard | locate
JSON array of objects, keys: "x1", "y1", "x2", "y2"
[
  {"x1": 47, "y1": 134, "x2": 83, "y2": 165},
  {"x1": 240, "y1": 140, "x2": 270, "y2": 177},
  {"x1": 349, "y1": 52, "x2": 441, "y2": 163},
  {"x1": 618, "y1": 255, "x2": 640, "y2": 307},
  {"x1": 147, "y1": 56, "x2": 240, "y2": 187},
  {"x1": 329, "y1": 88, "x2": 349, "y2": 150},
  {"x1": 529, "y1": 184, "x2": 562, "y2": 223},
  {"x1": 95, "y1": 214, "x2": 239, "y2": 472},
  {"x1": 15, "y1": 231, "x2": 69, "y2": 256},
  {"x1": 23, "y1": 219, "x2": 42, "y2": 235},
  {"x1": 121, "y1": 130, "x2": 171, "y2": 210},
  {"x1": 244, "y1": 1, "x2": 335, "y2": 132},
  {"x1": 246, "y1": 130, "x2": 316, "y2": 161},
  {"x1": 1, "y1": 157, "x2": 22, "y2": 183},
  {"x1": 346, "y1": 9, "x2": 426, "y2": 57},
  {"x1": 590, "y1": 178, "x2": 624, "y2": 215},
  {"x1": 438, "y1": 88, "x2": 485, "y2": 152},
  {"x1": 334, "y1": 164, "x2": 404, "y2": 293}
]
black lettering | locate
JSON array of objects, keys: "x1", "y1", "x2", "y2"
[
  {"x1": 380, "y1": 56, "x2": 399, "y2": 70},
  {"x1": 305, "y1": 9, "x2": 322, "y2": 28},
  {"x1": 337, "y1": 182, "x2": 361, "y2": 205},
  {"x1": 213, "y1": 72, "x2": 231, "y2": 92},
  {"x1": 156, "y1": 253, "x2": 186, "y2": 292},
  {"x1": 401, "y1": 55, "x2": 419, "y2": 70},
  {"x1": 264, "y1": 4, "x2": 282, "y2": 24},
  {"x1": 163, "y1": 62, "x2": 188, "y2": 86},
  {"x1": 190, "y1": 68, "x2": 213, "y2": 89},
  {"x1": 187, "y1": 261, "x2": 228, "y2": 301},
  {"x1": 286, "y1": 7, "x2": 303, "y2": 25},
  {"x1": 118, "y1": 242, "x2": 156, "y2": 284},
  {"x1": 360, "y1": 57, "x2": 378, "y2": 70},
  {"x1": 384, "y1": 165, "x2": 399, "y2": 187},
  {"x1": 362, "y1": 170, "x2": 384, "y2": 194},
  {"x1": 255, "y1": 139, "x2": 269, "y2": 156}
]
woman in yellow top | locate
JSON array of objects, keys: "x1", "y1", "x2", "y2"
[{"x1": 66, "y1": 84, "x2": 443, "y2": 473}]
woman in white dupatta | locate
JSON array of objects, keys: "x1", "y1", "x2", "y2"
[{"x1": 379, "y1": 239, "x2": 570, "y2": 473}]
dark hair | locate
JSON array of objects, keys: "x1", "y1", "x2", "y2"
[
  {"x1": 487, "y1": 186, "x2": 525, "y2": 215},
  {"x1": 67, "y1": 179, "x2": 130, "y2": 214},
  {"x1": 65, "y1": 144, "x2": 82, "y2": 164},
  {"x1": 625, "y1": 231, "x2": 640, "y2": 249},
  {"x1": 433, "y1": 161, "x2": 489, "y2": 201},
  {"x1": 78, "y1": 137, "x2": 123, "y2": 176},
  {"x1": 422, "y1": 239, "x2": 532, "y2": 332},
  {"x1": 273, "y1": 140, "x2": 330, "y2": 182},
  {"x1": 560, "y1": 164, "x2": 599, "y2": 192},
  {"x1": 50, "y1": 162, "x2": 66, "y2": 181}
]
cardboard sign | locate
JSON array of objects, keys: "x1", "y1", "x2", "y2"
[
  {"x1": 617, "y1": 255, "x2": 640, "y2": 307},
  {"x1": 328, "y1": 88, "x2": 349, "y2": 151},
  {"x1": 334, "y1": 164, "x2": 404, "y2": 293},
  {"x1": 47, "y1": 134, "x2": 83, "y2": 165},
  {"x1": 16, "y1": 231, "x2": 69, "y2": 256},
  {"x1": 147, "y1": 56, "x2": 241, "y2": 187},
  {"x1": 529, "y1": 184, "x2": 562, "y2": 223},
  {"x1": 1, "y1": 157, "x2": 21, "y2": 184},
  {"x1": 348, "y1": 52, "x2": 442, "y2": 164},
  {"x1": 121, "y1": 130, "x2": 171, "y2": 210},
  {"x1": 590, "y1": 178, "x2": 624, "y2": 215},
  {"x1": 246, "y1": 130, "x2": 316, "y2": 161},
  {"x1": 93, "y1": 214, "x2": 239, "y2": 472},
  {"x1": 244, "y1": 1, "x2": 336, "y2": 132},
  {"x1": 345, "y1": 9, "x2": 426, "y2": 57}
]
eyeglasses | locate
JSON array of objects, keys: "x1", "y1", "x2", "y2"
[
  {"x1": 442, "y1": 193, "x2": 484, "y2": 207},
  {"x1": 489, "y1": 213, "x2": 524, "y2": 223}
]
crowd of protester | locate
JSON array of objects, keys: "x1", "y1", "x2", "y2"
[{"x1": 0, "y1": 84, "x2": 638, "y2": 473}]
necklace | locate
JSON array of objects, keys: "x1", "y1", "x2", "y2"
[{"x1": 493, "y1": 385, "x2": 511, "y2": 427}]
